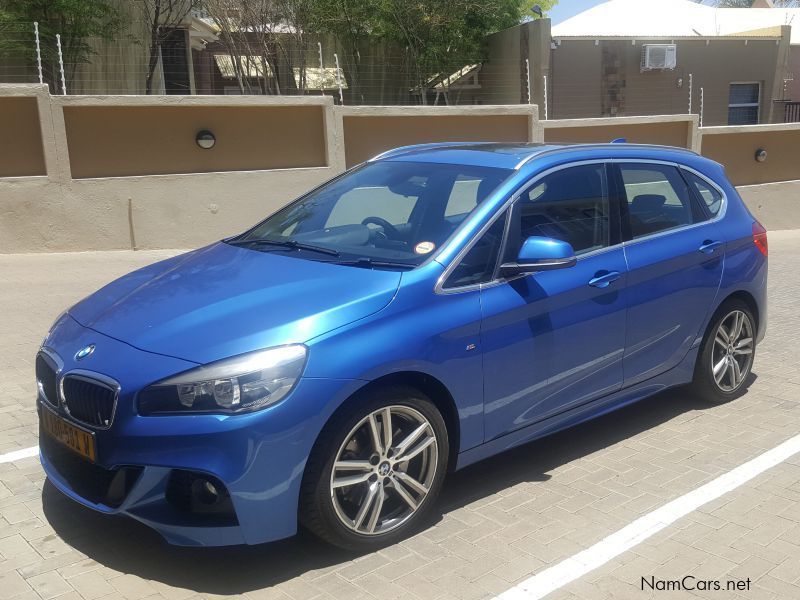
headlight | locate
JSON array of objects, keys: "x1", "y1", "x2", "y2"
[{"x1": 137, "y1": 345, "x2": 307, "y2": 415}]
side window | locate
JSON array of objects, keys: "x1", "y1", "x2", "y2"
[
  {"x1": 443, "y1": 214, "x2": 506, "y2": 289},
  {"x1": 506, "y1": 163, "x2": 610, "y2": 259},
  {"x1": 684, "y1": 171, "x2": 723, "y2": 216},
  {"x1": 620, "y1": 164, "x2": 700, "y2": 239}
]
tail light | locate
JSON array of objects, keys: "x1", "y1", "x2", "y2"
[{"x1": 753, "y1": 222, "x2": 768, "y2": 257}]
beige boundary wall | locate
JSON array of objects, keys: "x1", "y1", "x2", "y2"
[
  {"x1": 543, "y1": 115, "x2": 699, "y2": 152},
  {"x1": 0, "y1": 84, "x2": 798, "y2": 253},
  {"x1": 0, "y1": 85, "x2": 346, "y2": 253},
  {"x1": 340, "y1": 106, "x2": 539, "y2": 167},
  {"x1": 0, "y1": 95, "x2": 47, "y2": 178},
  {"x1": 699, "y1": 124, "x2": 800, "y2": 230},
  {"x1": 698, "y1": 123, "x2": 800, "y2": 186},
  {"x1": 736, "y1": 181, "x2": 800, "y2": 232},
  {"x1": 0, "y1": 87, "x2": 543, "y2": 253}
]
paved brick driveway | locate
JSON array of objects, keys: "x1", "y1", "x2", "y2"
[{"x1": 1, "y1": 232, "x2": 798, "y2": 600}]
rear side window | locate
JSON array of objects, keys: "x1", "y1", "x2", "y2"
[
  {"x1": 619, "y1": 164, "x2": 704, "y2": 239},
  {"x1": 684, "y1": 171, "x2": 723, "y2": 216}
]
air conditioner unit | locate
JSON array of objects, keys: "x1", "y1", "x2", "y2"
[{"x1": 641, "y1": 44, "x2": 677, "y2": 71}]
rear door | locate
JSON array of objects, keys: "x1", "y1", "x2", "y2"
[{"x1": 614, "y1": 161, "x2": 724, "y2": 386}]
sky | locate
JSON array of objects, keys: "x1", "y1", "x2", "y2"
[
  {"x1": 548, "y1": 0, "x2": 609, "y2": 24},
  {"x1": 548, "y1": 0, "x2": 722, "y2": 22}
]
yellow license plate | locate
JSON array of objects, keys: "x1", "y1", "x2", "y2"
[{"x1": 41, "y1": 406, "x2": 96, "y2": 462}]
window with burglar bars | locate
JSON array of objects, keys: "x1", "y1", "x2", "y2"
[{"x1": 728, "y1": 83, "x2": 761, "y2": 125}]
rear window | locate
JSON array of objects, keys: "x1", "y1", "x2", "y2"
[{"x1": 684, "y1": 171, "x2": 723, "y2": 216}]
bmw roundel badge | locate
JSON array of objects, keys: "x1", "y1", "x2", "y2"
[{"x1": 75, "y1": 344, "x2": 95, "y2": 361}]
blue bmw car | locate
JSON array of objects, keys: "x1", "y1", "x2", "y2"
[{"x1": 37, "y1": 142, "x2": 767, "y2": 550}]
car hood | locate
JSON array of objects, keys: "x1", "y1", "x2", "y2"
[{"x1": 69, "y1": 242, "x2": 402, "y2": 364}]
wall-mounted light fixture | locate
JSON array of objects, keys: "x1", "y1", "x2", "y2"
[
  {"x1": 755, "y1": 148, "x2": 767, "y2": 163},
  {"x1": 196, "y1": 130, "x2": 216, "y2": 150}
]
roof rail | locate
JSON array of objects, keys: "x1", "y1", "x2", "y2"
[
  {"x1": 513, "y1": 142, "x2": 700, "y2": 170},
  {"x1": 369, "y1": 142, "x2": 483, "y2": 162}
]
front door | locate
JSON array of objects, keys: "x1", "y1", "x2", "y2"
[{"x1": 480, "y1": 162, "x2": 628, "y2": 441}]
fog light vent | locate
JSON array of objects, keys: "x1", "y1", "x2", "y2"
[{"x1": 165, "y1": 469, "x2": 238, "y2": 524}]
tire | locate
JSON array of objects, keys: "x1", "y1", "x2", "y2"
[
  {"x1": 300, "y1": 385, "x2": 449, "y2": 551},
  {"x1": 690, "y1": 299, "x2": 757, "y2": 403}
]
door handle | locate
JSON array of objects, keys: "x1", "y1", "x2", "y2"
[
  {"x1": 588, "y1": 271, "x2": 622, "y2": 288},
  {"x1": 699, "y1": 240, "x2": 723, "y2": 254}
]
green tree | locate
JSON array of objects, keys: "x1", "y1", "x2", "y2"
[
  {"x1": 198, "y1": 0, "x2": 555, "y2": 101},
  {"x1": 705, "y1": 0, "x2": 755, "y2": 6},
  {"x1": 0, "y1": 0, "x2": 121, "y2": 92},
  {"x1": 308, "y1": 0, "x2": 383, "y2": 102},
  {"x1": 204, "y1": 0, "x2": 313, "y2": 95},
  {"x1": 136, "y1": 0, "x2": 195, "y2": 94},
  {"x1": 694, "y1": 1, "x2": 799, "y2": 8},
  {"x1": 377, "y1": 0, "x2": 556, "y2": 104}
]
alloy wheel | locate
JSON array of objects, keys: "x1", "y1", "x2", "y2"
[
  {"x1": 711, "y1": 310, "x2": 754, "y2": 392},
  {"x1": 329, "y1": 405, "x2": 438, "y2": 536}
]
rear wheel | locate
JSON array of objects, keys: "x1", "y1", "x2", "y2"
[
  {"x1": 691, "y1": 300, "x2": 756, "y2": 403},
  {"x1": 300, "y1": 386, "x2": 449, "y2": 551}
]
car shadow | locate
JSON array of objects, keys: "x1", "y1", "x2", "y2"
[{"x1": 41, "y1": 375, "x2": 757, "y2": 595}]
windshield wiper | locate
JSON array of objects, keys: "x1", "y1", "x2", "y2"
[
  {"x1": 326, "y1": 258, "x2": 416, "y2": 270},
  {"x1": 228, "y1": 239, "x2": 413, "y2": 269},
  {"x1": 227, "y1": 238, "x2": 340, "y2": 257}
]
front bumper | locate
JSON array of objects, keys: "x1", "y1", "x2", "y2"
[
  {"x1": 39, "y1": 315, "x2": 363, "y2": 546},
  {"x1": 39, "y1": 425, "x2": 246, "y2": 546}
]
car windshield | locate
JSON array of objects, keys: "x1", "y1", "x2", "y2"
[{"x1": 232, "y1": 161, "x2": 512, "y2": 268}]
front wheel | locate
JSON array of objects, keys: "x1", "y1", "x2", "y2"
[
  {"x1": 300, "y1": 387, "x2": 449, "y2": 551},
  {"x1": 690, "y1": 300, "x2": 756, "y2": 403}
]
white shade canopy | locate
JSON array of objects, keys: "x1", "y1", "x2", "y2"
[{"x1": 552, "y1": 0, "x2": 800, "y2": 45}]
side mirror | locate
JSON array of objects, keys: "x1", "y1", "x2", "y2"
[{"x1": 499, "y1": 236, "x2": 577, "y2": 277}]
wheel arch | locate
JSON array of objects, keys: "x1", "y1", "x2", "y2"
[
  {"x1": 690, "y1": 288, "x2": 759, "y2": 400},
  {"x1": 297, "y1": 371, "x2": 459, "y2": 547},
  {"x1": 309, "y1": 371, "x2": 461, "y2": 475},
  {"x1": 717, "y1": 289, "x2": 760, "y2": 332}
]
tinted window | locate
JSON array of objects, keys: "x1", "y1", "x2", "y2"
[
  {"x1": 685, "y1": 171, "x2": 723, "y2": 216},
  {"x1": 444, "y1": 214, "x2": 506, "y2": 289},
  {"x1": 240, "y1": 161, "x2": 510, "y2": 267},
  {"x1": 620, "y1": 164, "x2": 701, "y2": 238},
  {"x1": 506, "y1": 163, "x2": 609, "y2": 259}
]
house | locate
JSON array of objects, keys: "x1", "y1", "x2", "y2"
[
  {"x1": 479, "y1": 0, "x2": 799, "y2": 126},
  {"x1": 546, "y1": 0, "x2": 798, "y2": 125}
]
